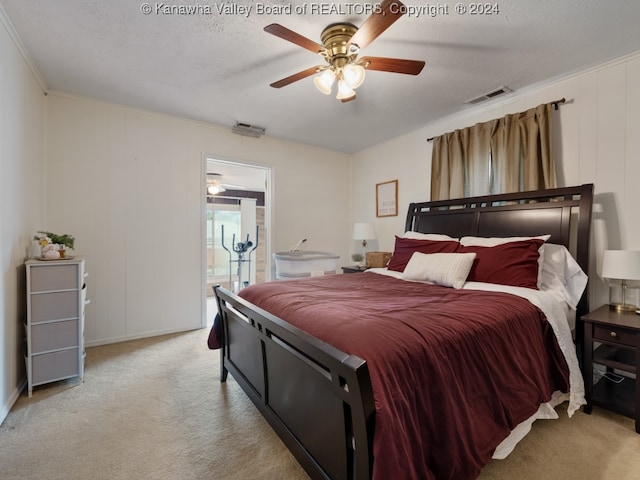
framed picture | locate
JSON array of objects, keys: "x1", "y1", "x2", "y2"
[{"x1": 376, "y1": 180, "x2": 398, "y2": 217}]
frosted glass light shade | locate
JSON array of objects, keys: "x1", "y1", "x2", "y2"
[
  {"x1": 336, "y1": 80, "x2": 356, "y2": 100},
  {"x1": 313, "y1": 69, "x2": 335, "y2": 95},
  {"x1": 207, "y1": 184, "x2": 225, "y2": 195},
  {"x1": 343, "y1": 63, "x2": 365, "y2": 89}
]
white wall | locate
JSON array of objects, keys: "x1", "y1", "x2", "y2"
[
  {"x1": 46, "y1": 94, "x2": 351, "y2": 346},
  {"x1": 352, "y1": 51, "x2": 640, "y2": 311},
  {"x1": 0, "y1": 12, "x2": 46, "y2": 423}
]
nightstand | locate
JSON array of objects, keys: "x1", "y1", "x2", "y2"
[
  {"x1": 582, "y1": 305, "x2": 640, "y2": 433},
  {"x1": 341, "y1": 266, "x2": 367, "y2": 274}
]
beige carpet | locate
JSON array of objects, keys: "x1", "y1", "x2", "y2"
[{"x1": 1, "y1": 328, "x2": 639, "y2": 480}]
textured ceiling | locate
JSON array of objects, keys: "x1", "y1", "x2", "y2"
[{"x1": 2, "y1": 1, "x2": 640, "y2": 153}]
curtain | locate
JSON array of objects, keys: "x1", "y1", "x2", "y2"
[{"x1": 430, "y1": 102, "x2": 557, "y2": 200}]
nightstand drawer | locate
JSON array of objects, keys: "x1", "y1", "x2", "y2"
[{"x1": 593, "y1": 324, "x2": 637, "y2": 346}]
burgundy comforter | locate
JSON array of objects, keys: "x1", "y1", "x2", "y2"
[{"x1": 211, "y1": 272, "x2": 570, "y2": 480}]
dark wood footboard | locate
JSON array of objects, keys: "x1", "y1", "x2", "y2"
[{"x1": 214, "y1": 285, "x2": 376, "y2": 480}]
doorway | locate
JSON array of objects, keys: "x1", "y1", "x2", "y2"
[{"x1": 203, "y1": 157, "x2": 271, "y2": 325}]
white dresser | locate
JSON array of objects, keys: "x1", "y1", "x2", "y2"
[{"x1": 25, "y1": 256, "x2": 88, "y2": 396}]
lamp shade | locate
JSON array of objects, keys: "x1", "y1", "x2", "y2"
[
  {"x1": 313, "y1": 69, "x2": 335, "y2": 95},
  {"x1": 352, "y1": 223, "x2": 377, "y2": 241},
  {"x1": 336, "y1": 79, "x2": 356, "y2": 100},
  {"x1": 601, "y1": 250, "x2": 640, "y2": 280},
  {"x1": 343, "y1": 63, "x2": 365, "y2": 89}
]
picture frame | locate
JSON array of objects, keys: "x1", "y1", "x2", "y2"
[{"x1": 376, "y1": 179, "x2": 398, "y2": 217}]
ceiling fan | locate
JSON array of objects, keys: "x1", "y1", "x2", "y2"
[
  {"x1": 206, "y1": 173, "x2": 245, "y2": 195},
  {"x1": 264, "y1": 0, "x2": 425, "y2": 102}
]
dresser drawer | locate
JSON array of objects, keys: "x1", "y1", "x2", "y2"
[
  {"x1": 30, "y1": 291, "x2": 79, "y2": 323},
  {"x1": 593, "y1": 324, "x2": 637, "y2": 346},
  {"x1": 31, "y1": 348, "x2": 80, "y2": 385},
  {"x1": 30, "y1": 264, "x2": 79, "y2": 292},
  {"x1": 30, "y1": 319, "x2": 80, "y2": 354}
]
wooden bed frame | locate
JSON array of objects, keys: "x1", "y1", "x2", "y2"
[{"x1": 213, "y1": 183, "x2": 594, "y2": 480}]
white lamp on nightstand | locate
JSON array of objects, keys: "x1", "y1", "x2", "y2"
[
  {"x1": 352, "y1": 222, "x2": 377, "y2": 267},
  {"x1": 601, "y1": 250, "x2": 640, "y2": 312},
  {"x1": 352, "y1": 223, "x2": 377, "y2": 249}
]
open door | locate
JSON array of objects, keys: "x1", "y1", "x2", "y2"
[{"x1": 203, "y1": 157, "x2": 270, "y2": 325}]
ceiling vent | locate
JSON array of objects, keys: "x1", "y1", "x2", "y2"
[
  {"x1": 464, "y1": 86, "x2": 512, "y2": 105},
  {"x1": 232, "y1": 122, "x2": 266, "y2": 138}
]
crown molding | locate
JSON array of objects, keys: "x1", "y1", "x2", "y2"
[{"x1": 0, "y1": 3, "x2": 48, "y2": 93}]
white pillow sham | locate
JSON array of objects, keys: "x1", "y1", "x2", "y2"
[
  {"x1": 402, "y1": 252, "x2": 476, "y2": 289},
  {"x1": 539, "y1": 243, "x2": 588, "y2": 309},
  {"x1": 402, "y1": 231, "x2": 459, "y2": 241},
  {"x1": 459, "y1": 234, "x2": 551, "y2": 246}
]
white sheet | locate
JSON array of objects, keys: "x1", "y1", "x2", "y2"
[{"x1": 365, "y1": 267, "x2": 586, "y2": 458}]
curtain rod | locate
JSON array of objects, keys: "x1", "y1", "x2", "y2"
[{"x1": 426, "y1": 98, "x2": 566, "y2": 142}]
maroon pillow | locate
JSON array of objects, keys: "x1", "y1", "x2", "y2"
[
  {"x1": 457, "y1": 239, "x2": 544, "y2": 289},
  {"x1": 387, "y1": 236, "x2": 459, "y2": 272}
]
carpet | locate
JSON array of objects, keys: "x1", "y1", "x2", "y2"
[{"x1": 1, "y1": 328, "x2": 639, "y2": 479}]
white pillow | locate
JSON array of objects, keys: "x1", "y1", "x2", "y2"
[
  {"x1": 403, "y1": 231, "x2": 459, "y2": 241},
  {"x1": 539, "y1": 243, "x2": 588, "y2": 309},
  {"x1": 459, "y1": 234, "x2": 551, "y2": 246},
  {"x1": 402, "y1": 252, "x2": 476, "y2": 289}
]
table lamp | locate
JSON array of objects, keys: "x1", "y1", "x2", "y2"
[
  {"x1": 601, "y1": 250, "x2": 640, "y2": 312},
  {"x1": 352, "y1": 222, "x2": 377, "y2": 267},
  {"x1": 352, "y1": 223, "x2": 377, "y2": 248}
]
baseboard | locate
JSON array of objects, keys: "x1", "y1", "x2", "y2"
[
  {"x1": 84, "y1": 324, "x2": 204, "y2": 348},
  {"x1": 0, "y1": 376, "x2": 27, "y2": 426}
]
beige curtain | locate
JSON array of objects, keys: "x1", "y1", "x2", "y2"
[{"x1": 430, "y1": 102, "x2": 557, "y2": 200}]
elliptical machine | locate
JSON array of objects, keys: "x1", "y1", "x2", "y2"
[{"x1": 221, "y1": 224, "x2": 259, "y2": 292}]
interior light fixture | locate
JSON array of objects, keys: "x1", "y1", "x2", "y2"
[
  {"x1": 336, "y1": 79, "x2": 356, "y2": 100},
  {"x1": 207, "y1": 184, "x2": 226, "y2": 195},
  {"x1": 313, "y1": 61, "x2": 366, "y2": 100},
  {"x1": 343, "y1": 63, "x2": 365, "y2": 89},
  {"x1": 352, "y1": 222, "x2": 377, "y2": 248},
  {"x1": 601, "y1": 250, "x2": 640, "y2": 311},
  {"x1": 313, "y1": 69, "x2": 336, "y2": 95}
]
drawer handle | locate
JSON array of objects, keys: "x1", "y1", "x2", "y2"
[{"x1": 610, "y1": 331, "x2": 618, "y2": 338}]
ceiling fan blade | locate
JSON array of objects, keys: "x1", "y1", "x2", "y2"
[
  {"x1": 349, "y1": 0, "x2": 406, "y2": 51},
  {"x1": 270, "y1": 66, "x2": 322, "y2": 88},
  {"x1": 360, "y1": 56, "x2": 426, "y2": 75},
  {"x1": 264, "y1": 24, "x2": 325, "y2": 54}
]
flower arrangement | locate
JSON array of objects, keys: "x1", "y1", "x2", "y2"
[{"x1": 34, "y1": 231, "x2": 75, "y2": 259}]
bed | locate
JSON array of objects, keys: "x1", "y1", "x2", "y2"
[{"x1": 209, "y1": 184, "x2": 594, "y2": 480}]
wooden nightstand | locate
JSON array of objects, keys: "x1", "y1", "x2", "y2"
[
  {"x1": 582, "y1": 305, "x2": 640, "y2": 433},
  {"x1": 341, "y1": 266, "x2": 367, "y2": 274}
]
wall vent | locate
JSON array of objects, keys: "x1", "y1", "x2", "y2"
[
  {"x1": 232, "y1": 122, "x2": 266, "y2": 138},
  {"x1": 464, "y1": 86, "x2": 513, "y2": 105}
]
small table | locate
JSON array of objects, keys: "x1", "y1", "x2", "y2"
[
  {"x1": 341, "y1": 266, "x2": 368, "y2": 274},
  {"x1": 582, "y1": 305, "x2": 640, "y2": 433}
]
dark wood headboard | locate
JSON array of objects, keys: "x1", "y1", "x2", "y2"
[{"x1": 405, "y1": 184, "x2": 594, "y2": 317}]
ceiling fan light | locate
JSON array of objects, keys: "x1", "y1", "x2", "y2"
[
  {"x1": 313, "y1": 69, "x2": 335, "y2": 95},
  {"x1": 336, "y1": 80, "x2": 356, "y2": 100},
  {"x1": 343, "y1": 63, "x2": 365, "y2": 89},
  {"x1": 207, "y1": 184, "x2": 225, "y2": 195}
]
